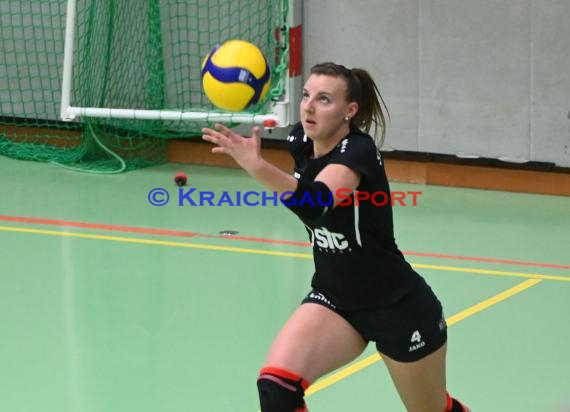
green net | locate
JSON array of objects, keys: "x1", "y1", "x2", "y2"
[{"x1": 0, "y1": 0, "x2": 289, "y2": 172}]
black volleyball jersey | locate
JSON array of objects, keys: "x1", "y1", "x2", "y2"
[{"x1": 287, "y1": 122, "x2": 420, "y2": 309}]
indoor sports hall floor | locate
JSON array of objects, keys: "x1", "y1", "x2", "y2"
[{"x1": 0, "y1": 155, "x2": 569, "y2": 412}]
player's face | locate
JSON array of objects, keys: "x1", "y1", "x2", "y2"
[{"x1": 300, "y1": 74, "x2": 354, "y2": 143}]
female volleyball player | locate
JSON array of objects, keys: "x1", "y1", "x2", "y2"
[{"x1": 202, "y1": 62, "x2": 469, "y2": 412}]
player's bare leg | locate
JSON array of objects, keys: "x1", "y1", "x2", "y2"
[
  {"x1": 263, "y1": 303, "x2": 367, "y2": 383},
  {"x1": 382, "y1": 344, "x2": 468, "y2": 412},
  {"x1": 257, "y1": 303, "x2": 367, "y2": 411}
]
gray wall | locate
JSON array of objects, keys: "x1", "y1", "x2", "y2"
[
  {"x1": 1, "y1": 1, "x2": 569, "y2": 167},
  {"x1": 303, "y1": 0, "x2": 570, "y2": 167}
]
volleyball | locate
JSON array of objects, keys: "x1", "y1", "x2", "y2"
[{"x1": 201, "y1": 40, "x2": 271, "y2": 112}]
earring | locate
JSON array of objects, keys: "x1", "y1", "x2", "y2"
[{"x1": 344, "y1": 116, "x2": 350, "y2": 121}]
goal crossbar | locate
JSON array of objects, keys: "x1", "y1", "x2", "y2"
[{"x1": 59, "y1": 0, "x2": 301, "y2": 129}]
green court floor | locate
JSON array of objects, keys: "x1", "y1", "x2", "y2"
[{"x1": 0, "y1": 155, "x2": 569, "y2": 412}]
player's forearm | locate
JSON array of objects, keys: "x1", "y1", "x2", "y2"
[
  {"x1": 245, "y1": 157, "x2": 298, "y2": 197},
  {"x1": 246, "y1": 157, "x2": 337, "y2": 223}
]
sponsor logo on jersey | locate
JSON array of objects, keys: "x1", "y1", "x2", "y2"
[
  {"x1": 439, "y1": 312, "x2": 447, "y2": 331},
  {"x1": 307, "y1": 226, "x2": 350, "y2": 252},
  {"x1": 340, "y1": 138, "x2": 348, "y2": 153},
  {"x1": 376, "y1": 150, "x2": 383, "y2": 166},
  {"x1": 287, "y1": 133, "x2": 308, "y2": 143},
  {"x1": 308, "y1": 292, "x2": 337, "y2": 309}
]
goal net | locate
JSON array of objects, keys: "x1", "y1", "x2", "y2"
[{"x1": 0, "y1": 0, "x2": 297, "y2": 172}]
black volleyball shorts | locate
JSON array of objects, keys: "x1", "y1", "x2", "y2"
[{"x1": 301, "y1": 278, "x2": 447, "y2": 362}]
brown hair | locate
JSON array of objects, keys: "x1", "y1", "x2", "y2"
[{"x1": 310, "y1": 62, "x2": 390, "y2": 147}]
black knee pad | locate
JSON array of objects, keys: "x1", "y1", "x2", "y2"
[{"x1": 257, "y1": 367, "x2": 309, "y2": 412}]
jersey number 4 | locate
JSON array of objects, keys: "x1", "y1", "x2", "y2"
[{"x1": 410, "y1": 330, "x2": 422, "y2": 343}]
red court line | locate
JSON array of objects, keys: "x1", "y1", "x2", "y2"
[
  {"x1": 1, "y1": 214, "x2": 569, "y2": 269},
  {"x1": 0, "y1": 214, "x2": 203, "y2": 238}
]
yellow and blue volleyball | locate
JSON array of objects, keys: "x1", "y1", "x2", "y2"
[{"x1": 201, "y1": 40, "x2": 271, "y2": 112}]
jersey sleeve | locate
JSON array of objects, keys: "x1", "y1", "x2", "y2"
[{"x1": 328, "y1": 132, "x2": 382, "y2": 180}]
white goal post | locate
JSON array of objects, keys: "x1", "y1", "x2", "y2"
[{"x1": 60, "y1": 0, "x2": 303, "y2": 129}]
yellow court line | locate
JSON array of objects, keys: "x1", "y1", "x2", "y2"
[
  {"x1": 306, "y1": 278, "x2": 542, "y2": 396},
  {"x1": 412, "y1": 263, "x2": 570, "y2": 282},
  {"x1": 0, "y1": 225, "x2": 312, "y2": 259},
  {"x1": 0, "y1": 225, "x2": 556, "y2": 402},
  {"x1": 1, "y1": 225, "x2": 569, "y2": 282}
]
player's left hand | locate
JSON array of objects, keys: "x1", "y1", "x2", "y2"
[{"x1": 202, "y1": 123, "x2": 262, "y2": 172}]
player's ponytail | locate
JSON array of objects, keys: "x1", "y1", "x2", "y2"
[
  {"x1": 349, "y1": 68, "x2": 389, "y2": 148},
  {"x1": 310, "y1": 62, "x2": 389, "y2": 148}
]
